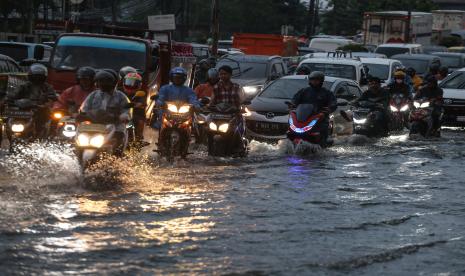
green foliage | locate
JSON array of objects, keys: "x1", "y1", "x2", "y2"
[{"x1": 439, "y1": 36, "x2": 463, "y2": 48}]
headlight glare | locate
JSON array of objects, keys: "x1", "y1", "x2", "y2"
[
  {"x1": 390, "y1": 105, "x2": 398, "y2": 112},
  {"x1": 209, "y1": 122, "x2": 217, "y2": 131},
  {"x1": 400, "y1": 104, "x2": 409, "y2": 112},
  {"x1": 218, "y1": 123, "x2": 229, "y2": 133},
  {"x1": 167, "y1": 104, "x2": 178, "y2": 113},
  {"x1": 11, "y1": 124, "x2": 25, "y2": 133},
  {"x1": 90, "y1": 135, "x2": 105, "y2": 148},
  {"x1": 178, "y1": 105, "x2": 190, "y2": 113},
  {"x1": 77, "y1": 134, "x2": 90, "y2": 146}
]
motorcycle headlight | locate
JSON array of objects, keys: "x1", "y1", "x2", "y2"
[
  {"x1": 420, "y1": 102, "x2": 430, "y2": 108},
  {"x1": 90, "y1": 135, "x2": 105, "y2": 148},
  {"x1": 63, "y1": 124, "x2": 77, "y2": 138},
  {"x1": 167, "y1": 104, "x2": 178, "y2": 113},
  {"x1": 413, "y1": 101, "x2": 421, "y2": 108},
  {"x1": 244, "y1": 107, "x2": 252, "y2": 117},
  {"x1": 353, "y1": 118, "x2": 367, "y2": 124},
  {"x1": 400, "y1": 104, "x2": 409, "y2": 112},
  {"x1": 209, "y1": 122, "x2": 217, "y2": 131},
  {"x1": 178, "y1": 105, "x2": 190, "y2": 113},
  {"x1": 77, "y1": 134, "x2": 90, "y2": 146},
  {"x1": 53, "y1": 112, "x2": 64, "y2": 120},
  {"x1": 390, "y1": 105, "x2": 398, "y2": 112},
  {"x1": 11, "y1": 124, "x2": 25, "y2": 133},
  {"x1": 218, "y1": 123, "x2": 229, "y2": 133}
]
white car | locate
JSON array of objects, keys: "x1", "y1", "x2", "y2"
[
  {"x1": 309, "y1": 38, "x2": 354, "y2": 52},
  {"x1": 359, "y1": 58, "x2": 402, "y2": 86},
  {"x1": 375, "y1": 43, "x2": 423, "y2": 58},
  {"x1": 439, "y1": 68, "x2": 465, "y2": 126},
  {"x1": 245, "y1": 75, "x2": 363, "y2": 140}
]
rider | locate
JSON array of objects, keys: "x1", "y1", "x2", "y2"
[
  {"x1": 211, "y1": 65, "x2": 243, "y2": 110},
  {"x1": 153, "y1": 67, "x2": 199, "y2": 129},
  {"x1": 438, "y1": 66, "x2": 449, "y2": 81},
  {"x1": 122, "y1": 72, "x2": 146, "y2": 142},
  {"x1": 8, "y1": 63, "x2": 57, "y2": 136},
  {"x1": 53, "y1": 66, "x2": 95, "y2": 115},
  {"x1": 388, "y1": 71, "x2": 412, "y2": 98},
  {"x1": 291, "y1": 71, "x2": 337, "y2": 147},
  {"x1": 80, "y1": 70, "x2": 132, "y2": 155},
  {"x1": 194, "y1": 68, "x2": 219, "y2": 99},
  {"x1": 295, "y1": 65, "x2": 311, "y2": 75},
  {"x1": 406, "y1": 67, "x2": 423, "y2": 92},
  {"x1": 193, "y1": 59, "x2": 211, "y2": 88},
  {"x1": 117, "y1": 66, "x2": 137, "y2": 90},
  {"x1": 414, "y1": 75, "x2": 444, "y2": 136}
]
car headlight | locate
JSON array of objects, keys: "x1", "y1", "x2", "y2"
[
  {"x1": 218, "y1": 123, "x2": 229, "y2": 133},
  {"x1": 243, "y1": 86, "x2": 261, "y2": 94},
  {"x1": 390, "y1": 105, "x2": 398, "y2": 112},
  {"x1": 400, "y1": 104, "x2": 409, "y2": 112},
  {"x1": 420, "y1": 102, "x2": 430, "y2": 108},
  {"x1": 353, "y1": 118, "x2": 367, "y2": 124},
  {"x1": 11, "y1": 124, "x2": 25, "y2": 133},
  {"x1": 53, "y1": 112, "x2": 64, "y2": 120},
  {"x1": 413, "y1": 101, "x2": 421, "y2": 108},
  {"x1": 77, "y1": 134, "x2": 90, "y2": 146},
  {"x1": 244, "y1": 107, "x2": 252, "y2": 117},
  {"x1": 178, "y1": 105, "x2": 190, "y2": 113},
  {"x1": 209, "y1": 122, "x2": 217, "y2": 131},
  {"x1": 167, "y1": 104, "x2": 178, "y2": 113},
  {"x1": 90, "y1": 135, "x2": 105, "y2": 148}
]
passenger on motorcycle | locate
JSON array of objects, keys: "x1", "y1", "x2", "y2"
[
  {"x1": 8, "y1": 63, "x2": 57, "y2": 136},
  {"x1": 53, "y1": 66, "x2": 95, "y2": 115},
  {"x1": 438, "y1": 66, "x2": 449, "y2": 81},
  {"x1": 194, "y1": 59, "x2": 211, "y2": 88},
  {"x1": 211, "y1": 65, "x2": 243, "y2": 109},
  {"x1": 152, "y1": 67, "x2": 199, "y2": 129},
  {"x1": 291, "y1": 71, "x2": 337, "y2": 147},
  {"x1": 80, "y1": 70, "x2": 132, "y2": 155},
  {"x1": 388, "y1": 71, "x2": 413, "y2": 98},
  {"x1": 117, "y1": 66, "x2": 137, "y2": 90},
  {"x1": 406, "y1": 67, "x2": 423, "y2": 92},
  {"x1": 414, "y1": 75, "x2": 444, "y2": 136},
  {"x1": 195, "y1": 68, "x2": 219, "y2": 99},
  {"x1": 122, "y1": 72, "x2": 146, "y2": 142}
]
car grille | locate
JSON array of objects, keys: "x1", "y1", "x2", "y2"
[
  {"x1": 246, "y1": 120, "x2": 288, "y2": 136},
  {"x1": 444, "y1": 98, "x2": 465, "y2": 106}
]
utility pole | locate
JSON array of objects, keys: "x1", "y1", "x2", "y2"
[
  {"x1": 211, "y1": 0, "x2": 220, "y2": 57},
  {"x1": 307, "y1": 0, "x2": 315, "y2": 37},
  {"x1": 312, "y1": 0, "x2": 319, "y2": 35},
  {"x1": 405, "y1": 7, "x2": 412, "y2": 43}
]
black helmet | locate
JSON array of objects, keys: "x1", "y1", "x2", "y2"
[
  {"x1": 76, "y1": 66, "x2": 95, "y2": 80},
  {"x1": 119, "y1": 66, "x2": 137, "y2": 80},
  {"x1": 95, "y1": 70, "x2": 117, "y2": 88},
  {"x1": 368, "y1": 75, "x2": 381, "y2": 83},
  {"x1": 406, "y1": 67, "x2": 416, "y2": 76},
  {"x1": 429, "y1": 64, "x2": 440, "y2": 74},
  {"x1": 28, "y1": 63, "x2": 48, "y2": 77},
  {"x1": 296, "y1": 65, "x2": 311, "y2": 75},
  {"x1": 308, "y1": 71, "x2": 325, "y2": 82},
  {"x1": 439, "y1": 66, "x2": 449, "y2": 75}
]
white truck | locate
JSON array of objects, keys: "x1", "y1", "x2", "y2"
[
  {"x1": 432, "y1": 10, "x2": 465, "y2": 43},
  {"x1": 363, "y1": 11, "x2": 433, "y2": 46}
]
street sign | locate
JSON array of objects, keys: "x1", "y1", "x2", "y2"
[{"x1": 148, "y1": 14, "x2": 176, "y2": 31}]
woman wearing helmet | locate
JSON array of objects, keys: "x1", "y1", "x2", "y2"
[
  {"x1": 193, "y1": 59, "x2": 211, "y2": 88},
  {"x1": 53, "y1": 66, "x2": 95, "y2": 114},
  {"x1": 118, "y1": 66, "x2": 137, "y2": 90},
  {"x1": 122, "y1": 72, "x2": 146, "y2": 142},
  {"x1": 194, "y1": 68, "x2": 219, "y2": 99}
]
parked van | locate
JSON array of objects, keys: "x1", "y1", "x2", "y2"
[{"x1": 309, "y1": 38, "x2": 353, "y2": 52}]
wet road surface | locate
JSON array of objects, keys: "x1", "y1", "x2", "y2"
[{"x1": 0, "y1": 130, "x2": 464, "y2": 275}]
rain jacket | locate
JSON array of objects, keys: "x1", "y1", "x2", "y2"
[
  {"x1": 292, "y1": 85, "x2": 337, "y2": 114},
  {"x1": 80, "y1": 89, "x2": 131, "y2": 132},
  {"x1": 53, "y1": 84, "x2": 94, "y2": 111},
  {"x1": 157, "y1": 84, "x2": 199, "y2": 108},
  {"x1": 8, "y1": 82, "x2": 57, "y2": 103}
]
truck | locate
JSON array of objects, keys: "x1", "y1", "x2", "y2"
[
  {"x1": 232, "y1": 33, "x2": 298, "y2": 57},
  {"x1": 432, "y1": 10, "x2": 465, "y2": 43},
  {"x1": 363, "y1": 11, "x2": 433, "y2": 46}
]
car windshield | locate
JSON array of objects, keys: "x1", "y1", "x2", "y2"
[
  {"x1": 303, "y1": 63, "x2": 356, "y2": 80},
  {"x1": 440, "y1": 72, "x2": 465, "y2": 89},
  {"x1": 51, "y1": 36, "x2": 147, "y2": 71},
  {"x1": 259, "y1": 78, "x2": 333, "y2": 99},
  {"x1": 375, "y1": 47, "x2": 409, "y2": 57},
  {"x1": 0, "y1": 44, "x2": 28, "y2": 61},
  {"x1": 439, "y1": 56, "x2": 462, "y2": 68},
  {"x1": 396, "y1": 59, "x2": 430, "y2": 75},
  {"x1": 216, "y1": 60, "x2": 268, "y2": 79},
  {"x1": 364, "y1": 63, "x2": 390, "y2": 80}
]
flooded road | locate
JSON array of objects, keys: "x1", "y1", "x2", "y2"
[{"x1": 0, "y1": 130, "x2": 464, "y2": 275}]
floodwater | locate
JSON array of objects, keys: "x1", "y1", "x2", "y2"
[{"x1": 0, "y1": 129, "x2": 464, "y2": 275}]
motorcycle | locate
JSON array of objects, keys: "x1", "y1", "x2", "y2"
[
  {"x1": 50, "y1": 102, "x2": 78, "y2": 141},
  {"x1": 75, "y1": 108, "x2": 129, "y2": 170},
  {"x1": 157, "y1": 101, "x2": 193, "y2": 162},
  {"x1": 389, "y1": 93, "x2": 410, "y2": 131},
  {"x1": 193, "y1": 97, "x2": 212, "y2": 145},
  {"x1": 352, "y1": 99, "x2": 389, "y2": 138},
  {"x1": 409, "y1": 98, "x2": 439, "y2": 138},
  {"x1": 286, "y1": 102, "x2": 328, "y2": 148},
  {"x1": 3, "y1": 99, "x2": 45, "y2": 152},
  {"x1": 207, "y1": 102, "x2": 248, "y2": 157}
]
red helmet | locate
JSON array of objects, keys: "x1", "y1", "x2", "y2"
[{"x1": 123, "y1": 72, "x2": 142, "y2": 94}]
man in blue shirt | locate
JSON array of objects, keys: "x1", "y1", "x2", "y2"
[{"x1": 152, "y1": 67, "x2": 199, "y2": 129}]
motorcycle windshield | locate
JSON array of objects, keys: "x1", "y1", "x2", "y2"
[
  {"x1": 295, "y1": 104, "x2": 316, "y2": 122},
  {"x1": 212, "y1": 103, "x2": 238, "y2": 114}
]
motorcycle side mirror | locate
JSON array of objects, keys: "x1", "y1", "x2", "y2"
[{"x1": 337, "y1": 98, "x2": 349, "y2": 106}]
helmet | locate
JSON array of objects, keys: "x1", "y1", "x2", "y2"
[
  {"x1": 439, "y1": 66, "x2": 449, "y2": 75},
  {"x1": 28, "y1": 63, "x2": 48, "y2": 77},
  {"x1": 207, "y1": 68, "x2": 218, "y2": 79},
  {"x1": 198, "y1": 59, "x2": 209, "y2": 66},
  {"x1": 368, "y1": 75, "x2": 381, "y2": 83},
  {"x1": 170, "y1": 67, "x2": 187, "y2": 77},
  {"x1": 104, "y1": 69, "x2": 119, "y2": 81},
  {"x1": 95, "y1": 70, "x2": 117, "y2": 89},
  {"x1": 406, "y1": 67, "x2": 416, "y2": 75},
  {"x1": 123, "y1": 72, "x2": 143, "y2": 94},
  {"x1": 308, "y1": 71, "x2": 325, "y2": 82},
  {"x1": 394, "y1": 70, "x2": 406, "y2": 78},
  {"x1": 429, "y1": 64, "x2": 440, "y2": 74},
  {"x1": 296, "y1": 65, "x2": 311, "y2": 75},
  {"x1": 119, "y1": 66, "x2": 137, "y2": 80},
  {"x1": 76, "y1": 66, "x2": 95, "y2": 80}
]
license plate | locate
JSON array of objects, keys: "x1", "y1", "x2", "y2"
[
  {"x1": 4, "y1": 110, "x2": 33, "y2": 118},
  {"x1": 457, "y1": 116, "x2": 465, "y2": 122},
  {"x1": 211, "y1": 114, "x2": 233, "y2": 120},
  {"x1": 256, "y1": 122, "x2": 280, "y2": 130}
]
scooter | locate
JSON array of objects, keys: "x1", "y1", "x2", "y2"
[
  {"x1": 409, "y1": 98, "x2": 440, "y2": 138},
  {"x1": 193, "y1": 97, "x2": 211, "y2": 145},
  {"x1": 157, "y1": 101, "x2": 193, "y2": 162},
  {"x1": 389, "y1": 93, "x2": 410, "y2": 131},
  {"x1": 352, "y1": 100, "x2": 388, "y2": 138},
  {"x1": 286, "y1": 102, "x2": 328, "y2": 148},
  {"x1": 207, "y1": 102, "x2": 248, "y2": 157}
]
